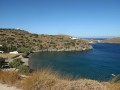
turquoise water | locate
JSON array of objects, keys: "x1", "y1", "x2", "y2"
[{"x1": 29, "y1": 43, "x2": 120, "y2": 81}]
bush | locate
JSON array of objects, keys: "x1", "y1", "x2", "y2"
[
  {"x1": 9, "y1": 58, "x2": 22, "y2": 68},
  {"x1": 22, "y1": 52, "x2": 29, "y2": 58},
  {"x1": 17, "y1": 47, "x2": 30, "y2": 53},
  {"x1": 18, "y1": 65, "x2": 29, "y2": 74}
]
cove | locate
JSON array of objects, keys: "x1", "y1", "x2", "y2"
[{"x1": 29, "y1": 43, "x2": 120, "y2": 81}]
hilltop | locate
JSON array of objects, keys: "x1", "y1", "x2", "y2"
[
  {"x1": 102, "y1": 37, "x2": 120, "y2": 44},
  {"x1": 0, "y1": 28, "x2": 92, "y2": 52}
]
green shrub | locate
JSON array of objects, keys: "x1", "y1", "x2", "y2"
[
  {"x1": 9, "y1": 58, "x2": 22, "y2": 68},
  {"x1": 17, "y1": 47, "x2": 30, "y2": 53},
  {"x1": 22, "y1": 52, "x2": 29, "y2": 58},
  {"x1": 18, "y1": 65, "x2": 29, "y2": 74}
]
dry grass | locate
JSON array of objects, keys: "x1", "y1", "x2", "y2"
[
  {"x1": 0, "y1": 53, "x2": 19, "y2": 59},
  {"x1": 0, "y1": 68, "x2": 120, "y2": 90},
  {"x1": 105, "y1": 75, "x2": 120, "y2": 90},
  {"x1": 0, "y1": 70, "x2": 21, "y2": 85},
  {"x1": 22, "y1": 69, "x2": 61, "y2": 90},
  {"x1": 105, "y1": 82, "x2": 120, "y2": 90},
  {"x1": 22, "y1": 69, "x2": 108, "y2": 90},
  {"x1": 53, "y1": 79, "x2": 108, "y2": 90}
]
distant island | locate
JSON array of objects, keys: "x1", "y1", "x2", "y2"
[
  {"x1": 101, "y1": 37, "x2": 120, "y2": 44},
  {"x1": 85, "y1": 38, "x2": 120, "y2": 44},
  {"x1": 0, "y1": 28, "x2": 92, "y2": 52}
]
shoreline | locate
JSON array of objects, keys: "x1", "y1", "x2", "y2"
[
  {"x1": 32, "y1": 46, "x2": 93, "y2": 52},
  {"x1": 1, "y1": 47, "x2": 93, "y2": 72},
  {"x1": 0, "y1": 46, "x2": 120, "y2": 90}
]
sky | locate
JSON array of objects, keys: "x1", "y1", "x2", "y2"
[{"x1": 0, "y1": 0, "x2": 120, "y2": 38}]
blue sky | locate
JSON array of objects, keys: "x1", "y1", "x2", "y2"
[{"x1": 0, "y1": 0, "x2": 120, "y2": 38}]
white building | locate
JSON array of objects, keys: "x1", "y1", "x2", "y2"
[
  {"x1": 70, "y1": 37, "x2": 78, "y2": 40},
  {"x1": 0, "y1": 51, "x2": 4, "y2": 53},
  {"x1": 9, "y1": 51, "x2": 18, "y2": 54}
]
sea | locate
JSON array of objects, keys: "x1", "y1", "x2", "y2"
[{"x1": 29, "y1": 43, "x2": 120, "y2": 81}]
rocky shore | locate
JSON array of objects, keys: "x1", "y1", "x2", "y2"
[{"x1": 33, "y1": 46, "x2": 93, "y2": 52}]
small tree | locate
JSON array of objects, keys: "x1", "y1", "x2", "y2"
[
  {"x1": 9, "y1": 58, "x2": 22, "y2": 68},
  {"x1": 22, "y1": 51, "x2": 30, "y2": 58},
  {"x1": 17, "y1": 47, "x2": 30, "y2": 53},
  {"x1": 18, "y1": 65, "x2": 29, "y2": 74}
]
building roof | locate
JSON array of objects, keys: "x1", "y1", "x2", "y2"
[{"x1": 0, "y1": 51, "x2": 4, "y2": 52}]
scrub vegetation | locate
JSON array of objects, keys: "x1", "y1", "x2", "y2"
[
  {"x1": 0, "y1": 28, "x2": 92, "y2": 52},
  {"x1": 9, "y1": 58, "x2": 29, "y2": 74}
]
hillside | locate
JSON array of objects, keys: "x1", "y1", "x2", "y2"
[
  {"x1": 0, "y1": 28, "x2": 92, "y2": 52},
  {"x1": 102, "y1": 38, "x2": 120, "y2": 44}
]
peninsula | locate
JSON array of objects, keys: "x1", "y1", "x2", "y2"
[
  {"x1": 0, "y1": 28, "x2": 92, "y2": 52},
  {"x1": 101, "y1": 37, "x2": 120, "y2": 44}
]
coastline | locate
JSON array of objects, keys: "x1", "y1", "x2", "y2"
[
  {"x1": 0, "y1": 46, "x2": 93, "y2": 73},
  {"x1": 28, "y1": 43, "x2": 120, "y2": 82},
  {"x1": 0, "y1": 43, "x2": 120, "y2": 90},
  {"x1": 32, "y1": 46, "x2": 93, "y2": 52}
]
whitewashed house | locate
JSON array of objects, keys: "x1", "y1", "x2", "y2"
[
  {"x1": 9, "y1": 51, "x2": 18, "y2": 54},
  {"x1": 0, "y1": 51, "x2": 4, "y2": 53},
  {"x1": 70, "y1": 37, "x2": 79, "y2": 40}
]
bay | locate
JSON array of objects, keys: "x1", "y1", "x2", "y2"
[{"x1": 29, "y1": 43, "x2": 120, "y2": 81}]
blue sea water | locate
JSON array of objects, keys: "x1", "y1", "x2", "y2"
[{"x1": 29, "y1": 43, "x2": 120, "y2": 81}]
